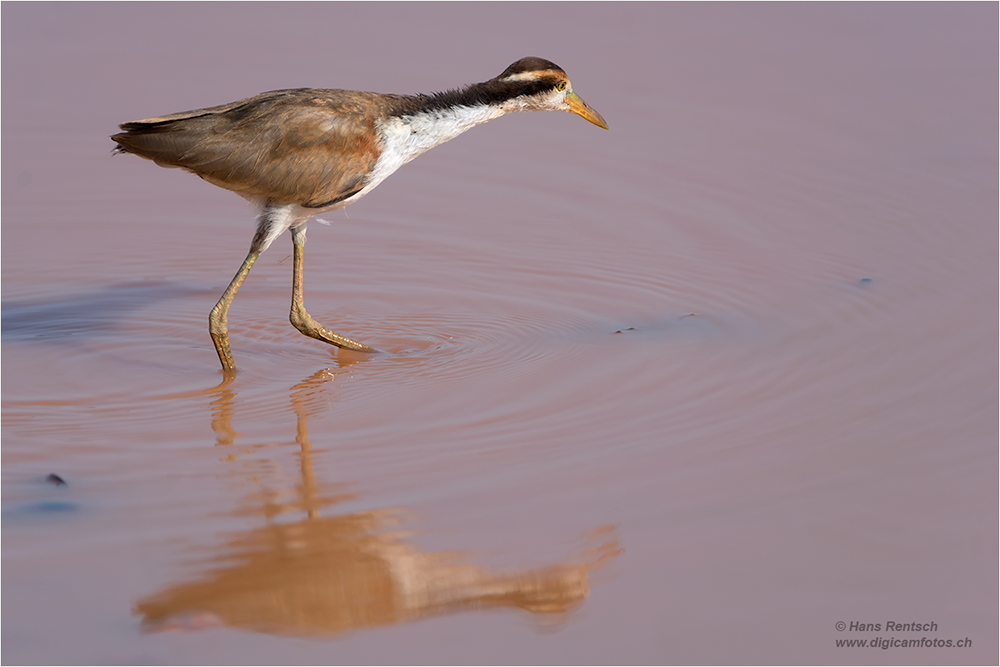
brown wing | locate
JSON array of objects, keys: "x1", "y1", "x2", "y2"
[{"x1": 112, "y1": 89, "x2": 391, "y2": 207}]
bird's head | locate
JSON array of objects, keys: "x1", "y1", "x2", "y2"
[{"x1": 492, "y1": 57, "x2": 609, "y2": 129}]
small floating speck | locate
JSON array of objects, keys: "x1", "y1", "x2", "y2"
[
  {"x1": 613, "y1": 327, "x2": 637, "y2": 334},
  {"x1": 45, "y1": 473, "x2": 67, "y2": 486},
  {"x1": 859, "y1": 278, "x2": 873, "y2": 286}
]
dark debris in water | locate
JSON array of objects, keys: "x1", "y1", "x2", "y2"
[
  {"x1": 614, "y1": 314, "x2": 700, "y2": 335},
  {"x1": 46, "y1": 473, "x2": 67, "y2": 486}
]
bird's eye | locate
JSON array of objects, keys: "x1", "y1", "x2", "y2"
[{"x1": 556, "y1": 81, "x2": 567, "y2": 91}]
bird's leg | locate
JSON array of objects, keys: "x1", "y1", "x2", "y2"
[
  {"x1": 209, "y1": 249, "x2": 260, "y2": 374},
  {"x1": 289, "y1": 226, "x2": 378, "y2": 353},
  {"x1": 208, "y1": 204, "x2": 297, "y2": 373}
]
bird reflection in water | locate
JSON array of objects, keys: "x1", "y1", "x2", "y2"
[{"x1": 135, "y1": 367, "x2": 622, "y2": 636}]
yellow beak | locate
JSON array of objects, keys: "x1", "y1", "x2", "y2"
[{"x1": 566, "y1": 91, "x2": 609, "y2": 130}]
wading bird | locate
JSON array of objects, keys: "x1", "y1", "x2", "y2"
[{"x1": 112, "y1": 57, "x2": 608, "y2": 374}]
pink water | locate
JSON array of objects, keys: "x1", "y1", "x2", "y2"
[{"x1": 3, "y1": 4, "x2": 997, "y2": 664}]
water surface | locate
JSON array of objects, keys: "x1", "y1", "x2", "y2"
[{"x1": 3, "y1": 3, "x2": 997, "y2": 664}]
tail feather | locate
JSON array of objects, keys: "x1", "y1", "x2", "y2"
[{"x1": 111, "y1": 113, "x2": 224, "y2": 168}]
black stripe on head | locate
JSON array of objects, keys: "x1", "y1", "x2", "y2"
[
  {"x1": 392, "y1": 74, "x2": 564, "y2": 117},
  {"x1": 426, "y1": 78, "x2": 554, "y2": 111},
  {"x1": 387, "y1": 57, "x2": 567, "y2": 117}
]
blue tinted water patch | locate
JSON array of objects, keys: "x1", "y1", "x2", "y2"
[
  {"x1": 1, "y1": 474, "x2": 81, "y2": 525},
  {"x1": 21, "y1": 500, "x2": 80, "y2": 514},
  {"x1": 1, "y1": 281, "x2": 211, "y2": 342},
  {"x1": 3, "y1": 500, "x2": 82, "y2": 526}
]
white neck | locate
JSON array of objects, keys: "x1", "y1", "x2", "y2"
[
  {"x1": 365, "y1": 104, "x2": 510, "y2": 194},
  {"x1": 394, "y1": 105, "x2": 508, "y2": 156}
]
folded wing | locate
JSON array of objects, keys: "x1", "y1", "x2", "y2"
[{"x1": 112, "y1": 89, "x2": 390, "y2": 208}]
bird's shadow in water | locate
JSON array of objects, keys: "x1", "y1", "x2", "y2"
[{"x1": 1, "y1": 281, "x2": 214, "y2": 343}]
